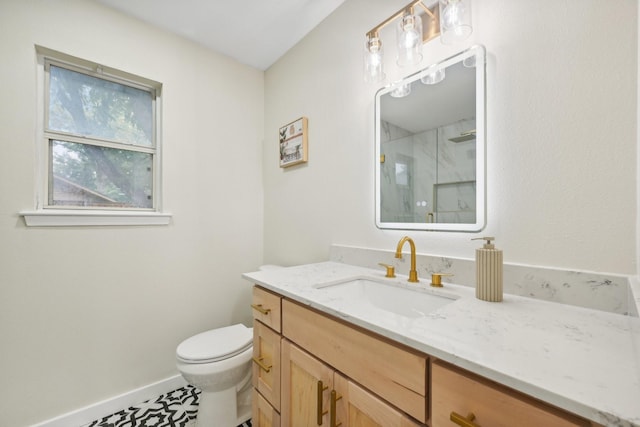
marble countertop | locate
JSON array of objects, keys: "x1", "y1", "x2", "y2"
[{"x1": 243, "y1": 261, "x2": 640, "y2": 427}]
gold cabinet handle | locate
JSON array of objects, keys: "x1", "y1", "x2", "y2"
[
  {"x1": 252, "y1": 356, "x2": 272, "y2": 373},
  {"x1": 450, "y1": 412, "x2": 481, "y2": 427},
  {"x1": 251, "y1": 303, "x2": 271, "y2": 315},
  {"x1": 317, "y1": 380, "x2": 329, "y2": 425},
  {"x1": 330, "y1": 390, "x2": 342, "y2": 427}
]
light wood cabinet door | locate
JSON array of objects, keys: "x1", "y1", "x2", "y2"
[
  {"x1": 253, "y1": 320, "x2": 281, "y2": 411},
  {"x1": 282, "y1": 299, "x2": 427, "y2": 423},
  {"x1": 431, "y1": 361, "x2": 590, "y2": 427},
  {"x1": 334, "y1": 373, "x2": 424, "y2": 427},
  {"x1": 281, "y1": 339, "x2": 334, "y2": 427},
  {"x1": 253, "y1": 389, "x2": 281, "y2": 427}
]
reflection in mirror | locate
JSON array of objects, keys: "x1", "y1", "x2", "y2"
[{"x1": 375, "y1": 45, "x2": 485, "y2": 231}]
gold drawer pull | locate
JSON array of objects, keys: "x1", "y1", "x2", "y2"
[
  {"x1": 330, "y1": 390, "x2": 342, "y2": 427},
  {"x1": 251, "y1": 303, "x2": 271, "y2": 315},
  {"x1": 317, "y1": 380, "x2": 328, "y2": 425},
  {"x1": 450, "y1": 412, "x2": 481, "y2": 427},
  {"x1": 252, "y1": 356, "x2": 272, "y2": 373}
]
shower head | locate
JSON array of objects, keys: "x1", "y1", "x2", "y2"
[{"x1": 449, "y1": 130, "x2": 476, "y2": 143}]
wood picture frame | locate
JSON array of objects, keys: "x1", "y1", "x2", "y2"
[{"x1": 279, "y1": 117, "x2": 308, "y2": 168}]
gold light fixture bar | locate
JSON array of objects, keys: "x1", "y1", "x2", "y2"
[{"x1": 366, "y1": 0, "x2": 440, "y2": 43}]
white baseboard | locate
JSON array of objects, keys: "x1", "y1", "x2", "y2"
[{"x1": 31, "y1": 375, "x2": 188, "y2": 427}]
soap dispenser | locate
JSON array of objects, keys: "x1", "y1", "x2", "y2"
[{"x1": 472, "y1": 237, "x2": 503, "y2": 302}]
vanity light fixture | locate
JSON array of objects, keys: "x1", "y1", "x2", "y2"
[{"x1": 364, "y1": 0, "x2": 473, "y2": 83}]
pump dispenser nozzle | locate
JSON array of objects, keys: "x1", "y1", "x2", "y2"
[{"x1": 472, "y1": 236, "x2": 495, "y2": 249}]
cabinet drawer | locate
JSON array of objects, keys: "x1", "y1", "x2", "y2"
[
  {"x1": 252, "y1": 388, "x2": 281, "y2": 427},
  {"x1": 282, "y1": 299, "x2": 428, "y2": 423},
  {"x1": 431, "y1": 361, "x2": 590, "y2": 427},
  {"x1": 334, "y1": 372, "x2": 425, "y2": 427},
  {"x1": 252, "y1": 286, "x2": 282, "y2": 332},
  {"x1": 253, "y1": 320, "x2": 281, "y2": 411}
]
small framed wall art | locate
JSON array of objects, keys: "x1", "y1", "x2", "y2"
[{"x1": 279, "y1": 117, "x2": 308, "y2": 168}]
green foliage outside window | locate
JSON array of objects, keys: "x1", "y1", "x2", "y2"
[{"x1": 46, "y1": 63, "x2": 156, "y2": 209}]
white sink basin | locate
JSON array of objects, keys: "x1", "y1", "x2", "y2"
[{"x1": 315, "y1": 278, "x2": 456, "y2": 319}]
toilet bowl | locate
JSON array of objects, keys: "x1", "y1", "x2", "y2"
[{"x1": 176, "y1": 323, "x2": 253, "y2": 427}]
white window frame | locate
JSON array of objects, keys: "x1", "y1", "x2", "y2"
[{"x1": 21, "y1": 47, "x2": 170, "y2": 226}]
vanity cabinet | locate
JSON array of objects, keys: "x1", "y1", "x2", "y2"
[
  {"x1": 252, "y1": 285, "x2": 601, "y2": 427},
  {"x1": 252, "y1": 285, "x2": 427, "y2": 427},
  {"x1": 431, "y1": 361, "x2": 594, "y2": 427}
]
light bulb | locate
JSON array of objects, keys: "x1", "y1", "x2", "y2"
[
  {"x1": 439, "y1": 0, "x2": 472, "y2": 44},
  {"x1": 400, "y1": 15, "x2": 420, "y2": 47},
  {"x1": 364, "y1": 36, "x2": 385, "y2": 83},
  {"x1": 442, "y1": 1, "x2": 464, "y2": 30},
  {"x1": 396, "y1": 11, "x2": 423, "y2": 67}
]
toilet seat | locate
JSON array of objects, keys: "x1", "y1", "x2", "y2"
[{"x1": 177, "y1": 324, "x2": 253, "y2": 364}]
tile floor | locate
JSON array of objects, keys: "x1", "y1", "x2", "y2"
[{"x1": 81, "y1": 385, "x2": 251, "y2": 427}]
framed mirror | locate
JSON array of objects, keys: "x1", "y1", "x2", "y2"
[{"x1": 375, "y1": 45, "x2": 486, "y2": 231}]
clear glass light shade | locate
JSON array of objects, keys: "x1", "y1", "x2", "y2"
[
  {"x1": 439, "y1": 0, "x2": 472, "y2": 44},
  {"x1": 364, "y1": 36, "x2": 386, "y2": 83},
  {"x1": 396, "y1": 12, "x2": 423, "y2": 67},
  {"x1": 463, "y1": 55, "x2": 476, "y2": 67},
  {"x1": 421, "y1": 67, "x2": 445, "y2": 85},
  {"x1": 390, "y1": 82, "x2": 411, "y2": 98}
]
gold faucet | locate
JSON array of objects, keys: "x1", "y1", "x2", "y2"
[{"x1": 395, "y1": 236, "x2": 418, "y2": 283}]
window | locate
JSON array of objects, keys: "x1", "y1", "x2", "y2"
[
  {"x1": 22, "y1": 48, "x2": 169, "y2": 226},
  {"x1": 46, "y1": 59, "x2": 157, "y2": 209}
]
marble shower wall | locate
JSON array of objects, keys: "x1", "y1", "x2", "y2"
[
  {"x1": 380, "y1": 118, "x2": 476, "y2": 224},
  {"x1": 380, "y1": 120, "x2": 423, "y2": 223},
  {"x1": 436, "y1": 119, "x2": 477, "y2": 224},
  {"x1": 330, "y1": 244, "x2": 635, "y2": 316}
]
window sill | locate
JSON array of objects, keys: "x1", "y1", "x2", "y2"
[{"x1": 20, "y1": 210, "x2": 172, "y2": 227}]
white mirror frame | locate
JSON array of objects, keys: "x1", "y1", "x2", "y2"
[{"x1": 375, "y1": 44, "x2": 486, "y2": 232}]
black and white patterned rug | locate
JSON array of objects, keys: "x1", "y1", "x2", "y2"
[{"x1": 81, "y1": 386, "x2": 251, "y2": 427}]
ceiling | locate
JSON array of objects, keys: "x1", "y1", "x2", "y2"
[{"x1": 95, "y1": 0, "x2": 347, "y2": 70}]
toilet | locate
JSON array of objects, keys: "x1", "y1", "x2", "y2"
[
  {"x1": 176, "y1": 265, "x2": 282, "y2": 427},
  {"x1": 176, "y1": 323, "x2": 253, "y2": 427}
]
